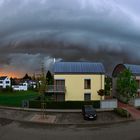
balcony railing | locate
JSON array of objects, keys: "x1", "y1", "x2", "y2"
[{"x1": 46, "y1": 85, "x2": 66, "y2": 93}]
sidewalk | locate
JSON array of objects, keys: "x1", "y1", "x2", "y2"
[
  {"x1": 0, "y1": 106, "x2": 113, "y2": 113},
  {"x1": 0, "y1": 107, "x2": 133, "y2": 126},
  {"x1": 118, "y1": 102, "x2": 140, "y2": 120}
]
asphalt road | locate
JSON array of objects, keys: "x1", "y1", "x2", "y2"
[{"x1": 0, "y1": 119, "x2": 140, "y2": 140}]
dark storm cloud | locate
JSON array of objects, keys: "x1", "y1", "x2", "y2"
[{"x1": 0, "y1": 0, "x2": 140, "y2": 75}]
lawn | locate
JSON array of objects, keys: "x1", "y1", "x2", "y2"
[{"x1": 0, "y1": 91, "x2": 39, "y2": 107}]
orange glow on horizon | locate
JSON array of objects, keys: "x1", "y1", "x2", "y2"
[{"x1": 0, "y1": 71, "x2": 23, "y2": 78}]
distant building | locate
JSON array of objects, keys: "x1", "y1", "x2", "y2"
[
  {"x1": 46, "y1": 62, "x2": 105, "y2": 101},
  {"x1": 27, "y1": 80, "x2": 37, "y2": 89},
  {"x1": 112, "y1": 64, "x2": 140, "y2": 97},
  {"x1": 12, "y1": 82, "x2": 28, "y2": 91},
  {"x1": 0, "y1": 76, "x2": 11, "y2": 88}
]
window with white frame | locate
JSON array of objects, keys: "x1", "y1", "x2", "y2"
[{"x1": 84, "y1": 79, "x2": 91, "y2": 89}]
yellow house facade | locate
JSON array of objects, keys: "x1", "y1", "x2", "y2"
[
  {"x1": 54, "y1": 74, "x2": 104, "y2": 101},
  {"x1": 47, "y1": 62, "x2": 105, "y2": 101}
]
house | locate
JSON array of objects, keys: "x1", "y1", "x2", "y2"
[
  {"x1": 28, "y1": 80, "x2": 37, "y2": 89},
  {"x1": 112, "y1": 64, "x2": 140, "y2": 97},
  {"x1": 0, "y1": 76, "x2": 11, "y2": 88},
  {"x1": 12, "y1": 82, "x2": 28, "y2": 91},
  {"x1": 46, "y1": 62, "x2": 105, "y2": 101}
]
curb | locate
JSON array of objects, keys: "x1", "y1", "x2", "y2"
[
  {"x1": 0, "y1": 106, "x2": 114, "y2": 113},
  {"x1": 0, "y1": 117, "x2": 135, "y2": 128}
]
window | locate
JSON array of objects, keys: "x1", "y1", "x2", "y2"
[
  {"x1": 84, "y1": 79, "x2": 91, "y2": 89},
  {"x1": 54, "y1": 80, "x2": 65, "y2": 91},
  {"x1": 6, "y1": 81, "x2": 9, "y2": 84},
  {"x1": 55, "y1": 80, "x2": 65, "y2": 85},
  {"x1": 84, "y1": 93, "x2": 91, "y2": 101},
  {"x1": 0, "y1": 81, "x2": 3, "y2": 84}
]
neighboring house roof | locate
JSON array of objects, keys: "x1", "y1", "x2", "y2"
[
  {"x1": 124, "y1": 64, "x2": 140, "y2": 75},
  {"x1": 0, "y1": 76, "x2": 7, "y2": 80},
  {"x1": 112, "y1": 64, "x2": 140, "y2": 77},
  {"x1": 54, "y1": 62, "x2": 105, "y2": 74}
]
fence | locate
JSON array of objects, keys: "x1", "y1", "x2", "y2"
[
  {"x1": 130, "y1": 98, "x2": 140, "y2": 107},
  {"x1": 100, "y1": 99, "x2": 118, "y2": 109},
  {"x1": 22, "y1": 100, "x2": 29, "y2": 108}
]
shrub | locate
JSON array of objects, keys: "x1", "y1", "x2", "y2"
[
  {"x1": 114, "y1": 108, "x2": 131, "y2": 118},
  {"x1": 29, "y1": 100, "x2": 100, "y2": 109}
]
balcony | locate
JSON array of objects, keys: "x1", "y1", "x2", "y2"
[{"x1": 46, "y1": 85, "x2": 66, "y2": 93}]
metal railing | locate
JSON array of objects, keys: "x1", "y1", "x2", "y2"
[{"x1": 46, "y1": 85, "x2": 66, "y2": 93}]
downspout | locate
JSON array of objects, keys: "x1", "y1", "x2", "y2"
[{"x1": 101, "y1": 74, "x2": 102, "y2": 89}]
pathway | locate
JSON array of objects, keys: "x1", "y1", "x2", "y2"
[{"x1": 118, "y1": 101, "x2": 140, "y2": 120}]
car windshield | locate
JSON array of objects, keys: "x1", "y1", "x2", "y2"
[{"x1": 85, "y1": 106, "x2": 95, "y2": 112}]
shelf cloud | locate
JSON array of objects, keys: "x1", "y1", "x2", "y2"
[{"x1": 0, "y1": 0, "x2": 140, "y2": 76}]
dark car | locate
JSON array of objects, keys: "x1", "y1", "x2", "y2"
[{"x1": 82, "y1": 105, "x2": 97, "y2": 120}]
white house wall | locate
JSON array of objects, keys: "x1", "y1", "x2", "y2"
[{"x1": 0, "y1": 77, "x2": 11, "y2": 88}]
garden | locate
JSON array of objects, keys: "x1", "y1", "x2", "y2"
[{"x1": 0, "y1": 91, "x2": 39, "y2": 107}]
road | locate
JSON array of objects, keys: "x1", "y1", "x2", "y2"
[{"x1": 0, "y1": 118, "x2": 140, "y2": 140}]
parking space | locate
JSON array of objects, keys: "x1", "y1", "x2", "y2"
[
  {"x1": 0, "y1": 108, "x2": 130, "y2": 125},
  {"x1": 54, "y1": 112, "x2": 128, "y2": 124}
]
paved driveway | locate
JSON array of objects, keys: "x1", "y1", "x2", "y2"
[{"x1": 118, "y1": 102, "x2": 140, "y2": 120}]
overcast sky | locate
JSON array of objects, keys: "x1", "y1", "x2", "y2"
[{"x1": 0, "y1": 0, "x2": 140, "y2": 77}]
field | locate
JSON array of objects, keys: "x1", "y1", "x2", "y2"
[{"x1": 0, "y1": 91, "x2": 39, "y2": 107}]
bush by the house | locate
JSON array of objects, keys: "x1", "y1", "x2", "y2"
[
  {"x1": 29, "y1": 100, "x2": 100, "y2": 109},
  {"x1": 114, "y1": 108, "x2": 131, "y2": 118}
]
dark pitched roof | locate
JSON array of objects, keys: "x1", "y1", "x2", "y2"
[
  {"x1": 54, "y1": 62, "x2": 105, "y2": 74},
  {"x1": 0, "y1": 76, "x2": 7, "y2": 80},
  {"x1": 124, "y1": 64, "x2": 140, "y2": 76},
  {"x1": 112, "y1": 64, "x2": 140, "y2": 77}
]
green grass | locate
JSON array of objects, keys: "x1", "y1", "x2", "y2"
[{"x1": 0, "y1": 91, "x2": 39, "y2": 107}]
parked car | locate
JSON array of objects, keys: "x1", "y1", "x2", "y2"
[{"x1": 82, "y1": 105, "x2": 97, "y2": 120}]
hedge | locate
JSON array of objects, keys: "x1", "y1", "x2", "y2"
[
  {"x1": 29, "y1": 100, "x2": 100, "y2": 109},
  {"x1": 114, "y1": 108, "x2": 131, "y2": 118}
]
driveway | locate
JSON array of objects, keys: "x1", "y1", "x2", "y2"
[{"x1": 118, "y1": 102, "x2": 140, "y2": 120}]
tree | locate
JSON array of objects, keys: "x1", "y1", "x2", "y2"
[
  {"x1": 98, "y1": 89, "x2": 105, "y2": 100},
  {"x1": 105, "y1": 76, "x2": 112, "y2": 96},
  {"x1": 116, "y1": 69, "x2": 138, "y2": 103},
  {"x1": 39, "y1": 62, "x2": 47, "y2": 96},
  {"x1": 46, "y1": 71, "x2": 54, "y2": 85},
  {"x1": 22, "y1": 73, "x2": 32, "y2": 80},
  {"x1": 39, "y1": 62, "x2": 47, "y2": 119},
  {"x1": 10, "y1": 77, "x2": 16, "y2": 85},
  {"x1": 32, "y1": 73, "x2": 36, "y2": 81}
]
